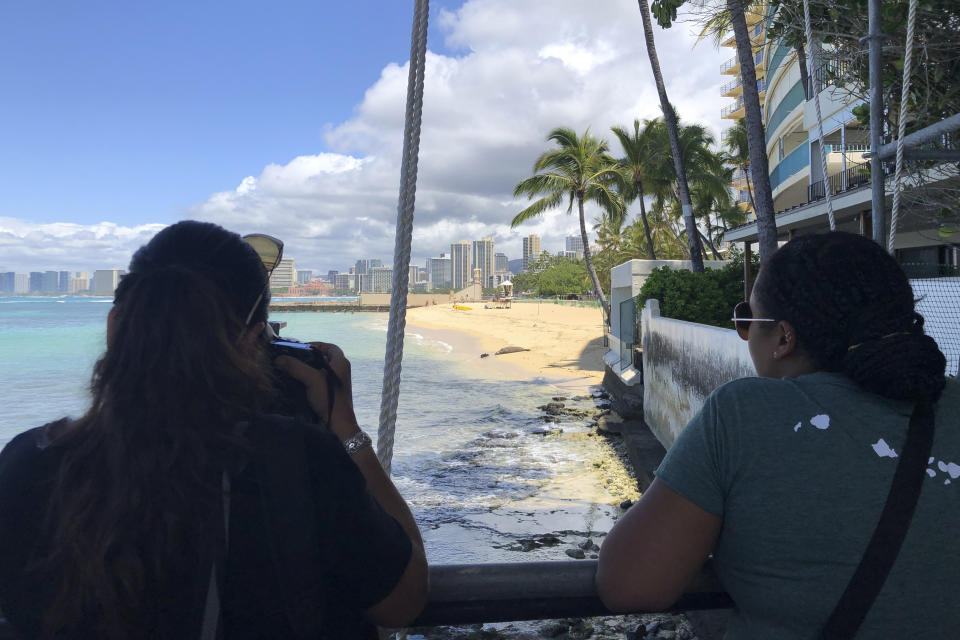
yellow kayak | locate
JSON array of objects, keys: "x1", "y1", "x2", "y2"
[{"x1": 453, "y1": 304, "x2": 472, "y2": 311}]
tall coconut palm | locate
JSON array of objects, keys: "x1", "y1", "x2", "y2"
[
  {"x1": 725, "y1": 0, "x2": 778, "y2": 260},
  {"x1": 512, "y1": 127, "x2": 624, "y2": 319},
  {"x1": 653, "y1": 0, "x2": 778, "y2": 260},
  {"x1": 611, "y1": 119, "x2": 662, "y2": 259},
  {"x1": 723, "y1": 117, "x2": 755, "y2": 212},
  {"x1": 636, "y1": 0, "x2": 704, "y2": 271}
]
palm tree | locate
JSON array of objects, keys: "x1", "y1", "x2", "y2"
[
  {"x1": 512, "y1": 127, "x2": 624, "y2": 319},
  {"x1": 611, "y1": 119, "x2": 662, "y2": 259},
  {"x1": 723, "y1": 117, "x2": 755, "y2": 212},
  {"x1": 725, "y1": 0, "x2": 778, "y2": 260},
  {"x1": 652, "y1": 0, "x2": 778, "y2": 260},
  {"x1": 636, "y1": 0, "x2": 704, "y2": 271}
]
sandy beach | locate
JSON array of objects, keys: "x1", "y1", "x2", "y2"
[{"x1": 405, "y1": 301, "x2": 608, "y2": 387}]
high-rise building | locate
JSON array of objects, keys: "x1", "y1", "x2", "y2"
[
  {"x1": 29, "y1": 272, "x2": 43, "y2": 293},
  {"x1": 0, "y1": 272, "x2": 14, "y2": 294},
  {"x1": 93, "y1": 270, "x2": 124, "y2": 296},
  {"x1": 354, "y1": 259, "x2": 383, "y2": 276},
  {"x1": 494, "y1": 252, "x2": 509, "y2": 274},
  {"x1": 42, "y1": 271, "x2": 59, "y2": 293},
  {"x1": 368, "y1": 266, "x2": 393, "y2": 293},
  {"x1": 14, "y1": 274, "x2": 28, "y2": 294},
  {"x1": 565, "y1": 235, "x2": 584, "y2": 259},
  {"x1": 472, "y1": 237, "x2": 494, "y2": 290},
  {"x1": 427, "y1": 255, "x2": 452, "y2": 289},
  {"x1": 71, "y1": 272, "x2": 90, "y2": 294},
  {"x1": 450, "y1": 241, "x2": 471, "y2": 289},
  {"x1": 270, "y1": 259, "x2": 295, "y2": 290},
  {"x1": 334, "y1": 273, "x2": 357, "y2": 292},
  {"x1": 408, "y1": 265, "x2": 418, "y2": 286},
  {"x1": 297, "y1": 270, "x2": 314, "y2": 285},
  {"x1": 326, "y1": 270, "x2": 339, "y2": 284},
  {"x1": 522, "y1": 235, "x2": 541, "y2": 271},
  {"x1": 58, "y1": 271, "x2": 70, "y2": 293}
]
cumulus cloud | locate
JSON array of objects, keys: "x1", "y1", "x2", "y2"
[
  {"x1": 0, "y1": 219, "x2": 165, "y2": 273},
  {"x1": 6, "y1": 0, "x2": 729, "y2": 274}
]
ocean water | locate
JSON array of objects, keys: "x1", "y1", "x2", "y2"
[{"x1": 0, "y1": 297, "x2": 624, "y2": 564}]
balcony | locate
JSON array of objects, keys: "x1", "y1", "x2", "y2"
[
  {"x1": 721, "y1": 96, "x2": 745, "y2": 119},
  {"x1": 808, "y1": 161, "x2": 871, "y2": 200},
  {"x1": 769, "y1": 141, "x2": 810, "y2": 192},
  {"x1": 721, "y1": 55, "x2": 739, "y2": 75},
  {"x1": 721, "y1": 77, "x2": 766, "y2": 98},
  {"x1": 823, "y1": 143, "x2": 870, "y2": 153}
]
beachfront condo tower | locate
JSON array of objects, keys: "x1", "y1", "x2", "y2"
[
  {"x1": 472, "y1": 237, "x2": 494, "y2": 291},
  {"x1": 450, "y1": 241, "x2": 472, "y2": 290},
  {"x1": 522, "y1": 234, "x2": 540, "y2": 271}
]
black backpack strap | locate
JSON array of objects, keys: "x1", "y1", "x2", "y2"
[
  {"x1": 821, "y1": 401, "x2": 935, "y2": 639},
  {"x1": 250, "y1": 418, "x2": 325, "y2": 640}
]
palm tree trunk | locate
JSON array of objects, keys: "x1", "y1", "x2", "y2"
[
  {"x1": 637, "y1": 0, "x2": 704, "y2": 272},
  {"x1": 796, "y1": 44, "x2": 810, "y2": 100},
  {"x1": 744, "y1": 163, "x2": 756, "y2": 212},
  {"x1": 699, "y1": 230, "x2": 723, "y2": 260},
  {"x1": 578, "y1": 194, "x2": 609, "y2": 319},
  {"x1": 635, "y1": 179, "x2": 656, "y2": 259},
  {"x1": 727, "y1": 0, "x2": 778, "y2": 262}
]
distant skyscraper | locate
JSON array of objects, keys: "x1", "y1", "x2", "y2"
[
  {"x1": 14, "y1": 274, "x2": 28, "y2": 294},
  {"x1": 270, "y1": 259, "x2": 295, "y2": 290},
  {"x1": 522, "y1": 235, "x2": 541, "y2": 271},
  {"x1": 29, "y1": 272, "x2": 43, "y2": 293},
  {"x1": 494, "y1": 252, "x2": 509, "y2": 274},
  {"x1": 472, "y1": 237, "x2": 494, "y2": 289},
  {"x1": 0, "y1": 272, "x2": 14, "y2": 294},
  {"x1": 71, "y1": 272, "x2": 90, "y2": 294},
  {"x1": 58, "y1": 271, "x2": 70, "y2": 293},
  {"x1": 408, "y1": 265, "x2": 418, "y2": 286},
  {"x1": 334, "y1": 273, "x2": 357, "y2": 292},
  {"x1": 93, "y1": 270, "x2": 124, "y2": 296},
  {"x1": 368, "y1": 266, "x2": 393, "y2": 293},
  {"x1": 565, "y1": 235, "x2": 585, "y2": 259},
  {"x1": 297, "y1": 270, "x2": 313, "y2": 285},
  {"x1": 354, "y1": 259, "x2": 382, "y2": 276},
  {"x1": 450, "y1": 241, "x2": 471, "y2": 289},
  {"x1": 327, "y1": 270, "x2": 339, "y2": 284},
  {"x1": 42, "y1": 271, "x2": 59, "y2": 293},
  {"x1": 427, "y1": 255, "x2": 452, "y2": 289}
]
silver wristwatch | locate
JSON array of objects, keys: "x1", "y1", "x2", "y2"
[{"x1": 343, "y1": 430, "x2": 372, "y2": 456}]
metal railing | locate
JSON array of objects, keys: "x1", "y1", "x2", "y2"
[
  {"x1": 809, "y1": 59, "x2": 852, "y2": 96},
  {"x1": 720, "y1": 55, "x2": 738, "y2": 73},
  {"x1": 721, "y1": 97, "x2": 745, "y2": 118},
  {"x1": 808, "y1": 161, "x2": 871, "y2": 201},
  {"x1": 823, "y1": 143, "x2": 870, "y2": 153}
]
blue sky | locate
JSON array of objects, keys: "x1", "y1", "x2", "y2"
[
  {"x1": 0, "y1": 1, "x2": 457, "y2": 224},
  {"x1": 0, "y1": 0, "x2": 727, "y2": 273}
]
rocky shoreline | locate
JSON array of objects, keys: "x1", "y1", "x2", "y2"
[{"x1": 407, "y1": 389, "x2": 699, "y2": 640}]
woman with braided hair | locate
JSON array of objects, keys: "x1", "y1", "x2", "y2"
[
  {"x1": 598, "y1": 232, "x2": 959, "y2": 638},
  {"x1": 0, "y1": 221, "x2": 427, "y2": 639}
]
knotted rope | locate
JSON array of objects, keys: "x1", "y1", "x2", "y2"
[
  {"x1": 888, "y1": 0, "x2": 917, "y2": 253},
  {"x1": 377, "y1": 0, "x2": 429, "y2": 474},
  {"x1": 804, "y1": 0, "x2": 836, "y2": 231}
]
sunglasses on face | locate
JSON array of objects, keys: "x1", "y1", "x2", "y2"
[
  {"x1": 242, "y1": 233, "x2": 284, "y2": 326},
  {"x1": 732, "y1": 301, "x2": 777, "y2": 340}
]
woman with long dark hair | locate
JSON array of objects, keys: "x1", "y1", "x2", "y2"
[
  {"x1": 0, "y1": 220, "x2": 427, "y2": 638},
  {"x1": 597, "y1": 232, "x2": 959, "y2": 637}
]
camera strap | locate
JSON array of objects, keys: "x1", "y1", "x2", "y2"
[
  {"x1": 820, "y1": 400, "x2": 935, "y2": 639},
  {"x1": 200, "y1": 471, "x2": 230, "y2": 640}
]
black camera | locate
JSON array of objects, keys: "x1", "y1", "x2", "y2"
[{"x1": 267, "y1": 323, "x2": 341, "y2": 425}]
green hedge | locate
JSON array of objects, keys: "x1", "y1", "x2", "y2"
[{"x1": 637, "y1": 252, "x2": 756, "y2": 329}]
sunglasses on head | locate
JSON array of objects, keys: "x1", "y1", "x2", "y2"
[
  {"x1": 242, "y1": 233, "x2": 284, "y2": 326},
  {"x1": 732, "y1": 301, "x2": 777, "y2": 341}
]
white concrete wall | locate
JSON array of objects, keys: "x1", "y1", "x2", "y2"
[
  {"x1": 359, "y1": 292, "x2": 450, "y2": 307},
  {"x1": 607, "y1": 259, "x2": 729, "y2": 376},
  {"x1": 641, "y1": 299, "x2": 755, "y2": 449}
]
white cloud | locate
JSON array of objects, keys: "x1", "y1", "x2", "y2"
[{"x1": 4, "y1": 0, "x2": 729, "y2": 274}]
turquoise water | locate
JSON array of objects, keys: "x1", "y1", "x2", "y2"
[{"x1": 0, "y1": 297, "x2": 620, "y2": 563}]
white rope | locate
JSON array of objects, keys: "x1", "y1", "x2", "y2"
[
  {"x1": 377, "y1": 0, "x2": 429, "y2": 474},
  {"x1": 803, "y1": 0, "x2": 836, "y2": 231},
  {"x1": 888, "y1": 0, "x2": 917, "y2": 254}
]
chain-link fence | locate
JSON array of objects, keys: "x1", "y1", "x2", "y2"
[{"x1": 905, "y1": 263, "x2": 960, "y2": 377}]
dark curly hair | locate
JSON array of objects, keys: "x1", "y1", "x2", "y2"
[{"x1": 753, "y1": 232, "x2": 946, "y2": 402}]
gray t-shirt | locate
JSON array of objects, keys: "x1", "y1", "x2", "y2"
[{"x1": 657, "y1": 372, "x2": 960, "y2": 639}]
